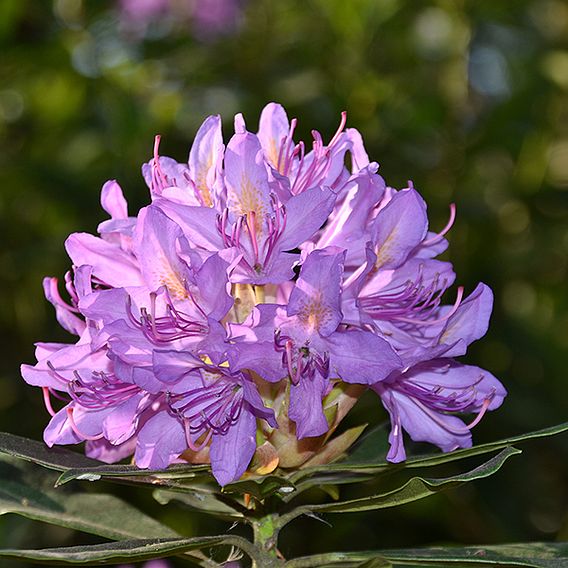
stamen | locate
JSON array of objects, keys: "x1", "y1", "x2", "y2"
[
  {"x1": 183, "y1": 418, "x2": 212, "y2": 452},
  {"x1": 234, "y1": 215, "x2": 245, "y2": 248},
  {"x1": 281, "y1": 118, "x2": 298, "y2": 175},
  {"x1": 266, "y1": 201, "x2": 287, "y2": 262},
  {"x1": 292, "y1": 357, "x2": 303, "y2": 386},
  {"x1": 285, "y1": 340, "x2": 295, "y2": 381},
  {"x1": 64, "y1": 271, "x2": 79, "y2": 305},
  {"x1": 133, "y1": 289, "x2": 209, "y2": 344},
  {"x1": 45, "y1": 277, "x2": 80, "y2": 313},
  {"x1": 46, "y1": 361, "x2": 72, "y2": 385},
  {"x1": 409, "y1": 398, "x2": 471, "y2": 436},
  {"x1": 276, "y1": 118, "x2": 299, "y2": 176},
  {"x1": 67, "y1": 369, "x2": 141, "y2": 410},
  {"x1": 202, "y1": 393, "x2": 239, "y2": 434},
  {"x1": 42, "y1": 387, "x2": 57, "y2": 417},
  {"x1": 407, "y1": 388, "x2": 495, "y2": 436},
  {"x1": 153, "y1": 135, "x2": 161, "y2": 161},
  {"x1": 218, "y1": 209, "x2": 230, "y2": 247},
  {"x1": 290, "y1": 112, "x2": 347, "y2": 195},
  {"x1": 184, "y1": 171, "x2": 206, "y2": 206},
  {"x1": 328, "y1": 111, "x2": 347, "y2": 148},
  {"x1": 246, "y1": 211, "x2": 260, "y2": 264},
  {"x1": 276, "y1": 135, "x2": 287, "y2": 173},
  {"x1": 422, "y1": 203, "x2": 456, "y2": 246},
  {"x1": 389, "y1": 286, "x2": 464, "y2": 326},
  {"x1": 149, "y1": 292, "x2": 158, "y2": 337},
  {"x1": 151, "y1": 135, "x2": 170, "y2": 192},
  {"x1": 66, "y1": 407, "x2": 104, "y2": 441},
  {"x1": 169, "y1": 371, "x2": 248, "y2": 445},
  {"x1": 400, "y1": 380, "x2": 477, "y2": 412},
  {"x1": 465, "y1": 392, "x2": 495, "y2": 429}
]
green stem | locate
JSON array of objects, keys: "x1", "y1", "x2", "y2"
[{"x1": 251, "y1": 514, "x2": 285, "y2": 567}]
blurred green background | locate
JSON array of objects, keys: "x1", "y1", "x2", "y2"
[{"x1": 0, "y1": 0, "x2": 567, "y2": 565}]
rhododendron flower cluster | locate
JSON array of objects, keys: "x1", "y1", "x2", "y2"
[{"x1": 22, "y1": 103, "x2": 506, "y2": 486}]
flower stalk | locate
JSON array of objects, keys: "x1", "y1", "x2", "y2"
[{"x1": 251, "y1": 514, "x2": 284, "y2": 567}]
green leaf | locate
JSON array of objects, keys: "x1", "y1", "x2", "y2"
[
  {"x1": 400, "y1": 421, "x2": 568, "y2": 471},
  {"x1": 0, "y1": 432, "x2": 214, "y2": 490},
  {"x1": 55, "y1": 463, "x2": 211, "y2": 488},
  {"x1": 294, "y1": 421, "x2": 568, "y2": 483},
  {"x1": 281, "y1": 471, "x2": 373, "y2": 504},
  {"x1": 289, "y1": 447, "x2": 519, "y2": 515},
  {"x1": 153, "y1": 488, "x2": 246, "y2": 521},
  {"x1": 0, "y1": 457, "x2": 177, "y2": 540},
  {"x1": 0, "y1": 433, "x2": 102, "y2": 472},
  {"x1": 0, "y1": 537, "x2": 227, "y2": 565},
  {"x1": 224, "y1": 474, "x2": 296, "y2": 500},
  {"x1": 382, "y1": 542, "x2": 568, "y2": 567},
  {"x1": 284, "y1": 542, "x2": 568, "y2": 567}
]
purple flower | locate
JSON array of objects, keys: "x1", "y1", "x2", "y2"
[
  {"x1": 373, "y1": 359, "x2": 507, "y2": 462},
  {"x1": 229, "y1": 247, "x2": 402, "y2": 438},
  {"x1": 22, "y1": 102, "x2": 506, "y2": 484},
  {"x1": 256, "y1": 103, "x2": 353, "y2": 197},
  {"x1": 148, "y1": 128, "x2": 338, "y2": 285},
  {"x1": 147, "y1": 355, "x2": 276, "y2": 485},
  {"x1": 21, "y1": 337, "x2": 156, "y2": 463}
]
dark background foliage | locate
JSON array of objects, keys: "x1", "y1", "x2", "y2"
[{"x1": 0, "y1": 0, "x2": 567, "y2": 565}]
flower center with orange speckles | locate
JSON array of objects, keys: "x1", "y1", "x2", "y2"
[
  {"x1": 230, "y1": 175, "x2": 266, "y2": 233},
  {"x1": 297, "y1": 291, "x2": 332, "y2": 333}
]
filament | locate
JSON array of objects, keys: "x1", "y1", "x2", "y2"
[
  {"x1": 423, "y1": 203, "x2": 456, "y2": 246},
  {"x1": 66, "y1": 407, "x2": 104, "y2": 441},
  {"x1": 42, "y1": 387, "x2": 57, "y2": 417}
]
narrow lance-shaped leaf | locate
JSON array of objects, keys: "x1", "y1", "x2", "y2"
[
  {"x1": 55, "y1": 463, "x2": 212, "y2": 488},
  {"x1": 0, "y1": 537, "x2": 229, "y2": 566},
  {"x1": 401, "y1": 422, "x2": 568, "y2": 471},
  {"x1": 223, "y1": 474, "x2": 296, "y2": 500},
  {"x1": 0, "y1": 433, "x2": 213, "y2": 489},
  {"x1": 294, "y1": 421, "x2": 568, "y2": 482},
  {"x1": 281, "y1": 471, "x2": 373, "y2": 504},
  {"x1": 283, "y1": 542, "x2": 568, "y2": 568},
  {"x1": 0, "y1": 457, "x2": 177, "y2": 540},
  {"x1": 0, "y1": 432, "x2": 101, "y2": 472},
  {"x1": 285, "y1": 447, "x2": 519, "y2": 516},
  {"x1": 153, "y1": 488, "x2": 246, "y2": 521}
]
